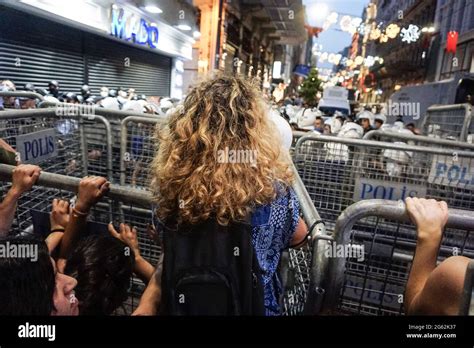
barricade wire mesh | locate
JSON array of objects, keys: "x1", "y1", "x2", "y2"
[
  {"x1": 324, "y1": 202, "x2": 474, "y2": 316},
  {"x1": 0, "y1": 110, "x2": 323, "y2": 315},
  {"x1": 294, "y1": 136, "x2": 474, "y2": 233},
  {"x1": 422, "y1": 104, "x2": 472, "y2": 141}
]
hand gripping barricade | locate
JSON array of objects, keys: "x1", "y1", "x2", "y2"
[
  {"x1": 317, "y1": 199, "x2": 474, "y2": 316},
  {"x1": 0, "y1": 112, "x2": 327, "y2": 315},
  {"x1": 293, "y1": 134, "x2": 474, "y2": 234},
  {"x1": 0, "y1": 163, "x2": 156, "y2": 314},
  {"x1": 0, "y1": 107, "x2": 119, "y2": 234}
]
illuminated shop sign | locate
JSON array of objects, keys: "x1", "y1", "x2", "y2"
[{"x1": 111, "y1": 7, "x2": 159, "y2": 48}]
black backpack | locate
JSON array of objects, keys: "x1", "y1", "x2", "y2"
[{"x1": 160, "y1": 216, "x2": 265, "y2": 316}]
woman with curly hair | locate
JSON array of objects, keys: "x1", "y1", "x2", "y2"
[{"x1": 139, "y1": 75, "x2": 308, "y2": 316}]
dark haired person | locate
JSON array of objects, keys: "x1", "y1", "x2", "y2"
[
  {"x1": 63, "y1": 234, "x2": 135, "y2": 315},
  {"x1": 0, "y1": 237, "x2": 79, "y2": 315},
  {"x1": 405, "y1": 197, "x2": 472, "y2": 315},
  {"x1": 0, "y1": 164, "x2": 41, "y2": 236},
  {"x1": 314, "y1": 116, "x2": 324, "y2": 134},
  {"x1": 51, "y1": 176, "x2": 154, "y2": 315}
]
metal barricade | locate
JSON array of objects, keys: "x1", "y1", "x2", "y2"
[
  {"x1": 119, "y1": 116, "x2": 329, "y2": 315},
  {"x1": 38, "y1": 101, "x2": 166, "y2": 184},
  {"x1": 0, "y1": 108, "x2": 113, "y2": 180},
  {"x1": 294, "y1": 134, "x2": 474, "y2": 234},
  {"x1": 420, "y1": 103, "x2": 473, "y2": 141},
  {"x1": 0, "y1": 91, "x2": 45, "y2": 101},
  {"x1": 0, "y1": 163, "x2": 157, "y2": 315},
  {"x1": 0, "y1": 147, "x2": 327, "y2": 316},
  {"x1": 364, "y1": 129, "x2": 474, "y2": 151},
  {"x1": 120, "y1": 116, "x2": 164, "y2": 189},
  {"x1": 283, "y1": 163, "x2": 329, "y2": 315},
  {"x1": 319, "y1": 199, "x2": 474, "y2": 316}
]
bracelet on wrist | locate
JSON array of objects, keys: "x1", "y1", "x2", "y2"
[
  {"x1": 72, "y1": 206, "x2": 89, "y2": 217},
  {"x1": 50, "y1": 228, "x2": 65, "y2": 233}
]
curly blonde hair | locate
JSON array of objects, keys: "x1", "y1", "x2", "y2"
[{"x1": 150, "y1": 75, "x2": 293, "y2": 225}]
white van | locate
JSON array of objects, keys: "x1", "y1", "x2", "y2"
[{"x1": 318, "y1": 86, "x2": 351, "y2": 116}]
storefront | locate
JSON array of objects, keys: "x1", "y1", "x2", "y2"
[{"x1": 0, "y1": 0, "x2": 194, "y2": 98}]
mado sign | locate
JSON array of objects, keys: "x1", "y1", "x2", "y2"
[
  {"x1": 428, "y1": 155, "x2": 474, "y2": 189},
  {"x1": 111, "y1": 7, "x2": 159, "y2": 48},
  {"x1": 16, "y1": 129, "x2": 57, "y2": 164},
  {"x1": 353, "y1": 177, "x2": 426, "y2": 201}
]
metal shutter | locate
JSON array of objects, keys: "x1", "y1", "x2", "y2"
[
  {"x1": 0, "y1": 41, "x2": 85, "y2": 93},
  {"x1": 85, "y1": 36, "x2": 171, "y2": 97},
  {"x1": 0, "y1": 5, "x2": 171, "y2": 97},
  {"x1": 0, "y1": 5, "x2": 85, "y2": 93}
]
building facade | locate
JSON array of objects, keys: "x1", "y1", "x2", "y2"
[
  {"x1": 433, "y1": 0, "x2": 474, "y2": 81},
  {"x1": 363, "y1": 0, "x2": 437, "y2": 102}
]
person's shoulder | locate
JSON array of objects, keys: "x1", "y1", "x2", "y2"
[{"x1": 273, "y1": 182, "x2": 297, "y2": 206}]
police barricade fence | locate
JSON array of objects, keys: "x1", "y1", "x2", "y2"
[
  {"x1": 0, "y1": 108, "x2": 119, "y2": 235},
  {"x1": 0, "y1": 103, "x2": 166, "y2": 181},
  {"x1": 364, "y1": 129, "x2": 474, "y2": 152},
  {"x1": 317, "y1": 199, "x2": 474, "y2": 316},
  {"x1": 420, "y1": 103, "x2": 473, "y2": 142},
  {"x1": 37, "y1": 100, "x2": 167, "y2": 185},
  {"x1": 0, "y1": 154, "x2": 327, "y2": 315},
  {"x1": 293, "y1": 134, "x2": 474, "y2": 235},
  {"x1": 0, "y1": 91, "x2": 45, "y2": 102},
  {"x1": 0, "y1": 163, "x2": 155, "y2": 315},
  {"x1": 0, "y1": 107, "x2": 113, "y2": 180},
  {"x1": 119, "y1": 116, "x2": 328, "y2": 315}
]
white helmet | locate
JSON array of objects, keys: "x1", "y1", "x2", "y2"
[
  {"x1": 357, "y1": 110, "x2": 375, "y2": 127},
  {"x1": 297, "y1": 108, "x2": 322, "y2": 130},
  {"x1": 100, "y1": 97, "x2": 120, "y2": 110},
  {"x1": 323, "y1": 117, "x2": 342, "y2": 134},
  {"x1": 122, "y1": 100, "x2": 144, "y2": 113},
  {"x1": 380, "y1": 123, "x2": 393, "y2": 131},
  {"x1": 338, "y1": 122, "x2": 363, "y2": 139},
  {"x1": 332, "y1": 117, "x2": 342, "y2": 134},
  {"x1": 160, "y1": 98, "x2": 174, "y2": 109},
  {"x1": 374, "y1": 113, "x2": 387, "y2": 123},
  {"x1": 398, "y1": 128, "x2": 414, "y2": 136},
  {"x1": 285, "y1": 105, "x2": 296, "y2": 119},
  {"x1": 383, "y1": 141, "x2": 412, "y2": 163},
  {"x1": 158, "y1": 98, "x2": 174, "y2": 115},
  {"x1": 393, "y1": 120, "x2": 404, "y2": 130},
  {"x1": 270, "y1": 109, "x2": 293, "y2": 150},
  {"x1": 44, "y1": 96, "x2": 60, "y2": 104}
]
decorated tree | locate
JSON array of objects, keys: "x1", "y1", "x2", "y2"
[{"x1": 299, "y1": 67, "x2": 323, "y2": 107}]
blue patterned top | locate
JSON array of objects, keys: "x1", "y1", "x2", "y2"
[
  {"x1": 251, "y1": 186, "x2": 300, "y2": 315},
  {"x1": 152, "y1": 186, "x2": 300, "y2": 316}
]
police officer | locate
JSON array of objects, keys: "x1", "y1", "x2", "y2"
[
  {"x1": 357, "y1": 110, "x2": 375, "y2": 135},
  {"x1": 374, "y1": 113, "x2": 387, "y2": 130},
  {"x1": 48, "y1": 80, "x2": 60, "y2": 98}
]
